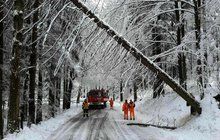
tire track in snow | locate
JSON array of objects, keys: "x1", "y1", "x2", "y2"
[
  {"x1": 93, "y1": 112, "x2": 109, "y2": 140},
  {"x1": 49, "y1": 108, "x2": 146, "y2": 140},
  {"x1": 49, "y1": 112, "x2": 83, "y2": 139},
  {"x1": 49, "y1": 110, "x2": 97, "y2": 140},
  {"x1": 86, "y1": 110, "x2": 109, "y2": 140}
]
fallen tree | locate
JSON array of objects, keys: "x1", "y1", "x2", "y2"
[
  {"x1": 127, "y1": 123, "x2": 177, "y2": 130},
  {"x1": 70, "y1": 0, "x2": 202, "y2": 114}
]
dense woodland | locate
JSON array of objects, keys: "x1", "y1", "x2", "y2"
[{"x1": 0, "y1": 0, "x2": 220, "y2": 138}]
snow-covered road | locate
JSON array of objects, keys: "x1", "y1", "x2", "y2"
[
  {"x1": 5, "y1": 95, "x2": 220, "y2": 140},
  {"x1": 49, "y1": 108, "x2": 149, "y2": 140}
]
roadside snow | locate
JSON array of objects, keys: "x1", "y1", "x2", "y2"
[
  {"x1": 133, "y1": 88, "x2": 220, "y2": 140},
  {"x1": 4, "y1": 104, "x2": 82, "y2": 140}
]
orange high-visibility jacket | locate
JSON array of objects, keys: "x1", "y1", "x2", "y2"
[
  {"x1": 109, "y1": 99, "x2": 114, "y2": 106},
  {"x1": 122, "y1": 103, "x2": 129, "y2": 112},
  {"x1": 129, "y1": 102, "x2": 135, "y2": 111},
  {"x1": 82, "y1": 102, "x2": 89, "y2": 109}
]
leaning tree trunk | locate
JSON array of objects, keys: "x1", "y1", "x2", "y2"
[
  {"x1": 7, "y1": 0, "x2": 24, "y2": 133},
  {"x1": 70, "y1": 0, "x2": 202, "y2": 114},
  {"x1": 0, "y1": 0, "x2": 4, "y2": 137}
]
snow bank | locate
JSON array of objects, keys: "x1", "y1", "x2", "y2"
[
  {"x1": 134, "y1": 87, "x2": 220, "y2": 140},
  {"x1": 4, "y1": 104, "x2": 82, "y2": 140}
]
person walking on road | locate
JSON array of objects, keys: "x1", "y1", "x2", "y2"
[
  {"x1": 109, "y1": 98, "x2": 114, "y2": 109},
  {"x1": 82, "y1": 99, "x2": 89, "y2": 117},
  {"x1": 122, "y1": 99, "x2": 129, "y2": 120},
  {"x1": 129, "y1": 99, "x2": 135, "y2": 120}
]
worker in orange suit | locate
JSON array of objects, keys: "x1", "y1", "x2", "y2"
[
  {"x1": 82, "y1": 99, "x2": 89, "y2": 117},
  {"x1": 129, "y1": 99, "x2": 135, "y2": 120},
  {"x1": 122, "y1": 100, "x2": 129, "y2": 120},
  {"x1": 109, "y1": 98, "x2": 114, "y2": 109}
]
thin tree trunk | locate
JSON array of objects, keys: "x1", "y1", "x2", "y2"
[
  {"x1": 63, "y1": 72, "x2": 66, "y2": 110},
  {"x1": 49, "y1": 64, "x2": 55, "y2": 117},
  {"x1": 193, "y1": 0, "x2": 204, "y2": 99},
  {"x1": 36, "y1": 70, "x2": 42, "y2": 124},
  {"x1": 67, "y1": 71, "x2": 74, "y2": 109},
  {"x1": 0, "y1": 0, "x2": 4, "y2": 137},
  {"x1": 175, "y1": 1, "x2": 187, "y2": 90},
  {"x1": 76, "y1": 86, "x2": 81, "y2": 104},
  {"x1": 120, "y1": 80, "x2": 123, "y2": 102},
  {"x1": 152, "y1": 17, "x2": 164, "y2": 98},
  {"x1": 202, "y1": 0, "x2": 208, "y2": 87},
  {"x1": 133, "y1": 82, "x2": 137, "y2": 102},
  {"x1": 55, "y1": 77, "x2": 60, "y2": 113},
  {"x1": 63, "y1": 67, "x2": 67, "y2": 110},
  {"x1": 63, "y1": 67, "x2": 71, "y2": 110},
  {"x1": 217, "y1": 42, "x2": 219, "y2": 82},
  {"x1": 71, "y1": 0, "x2": 202, "y2": 114},
  {"x1": 7, "y1": 0, "x2": 24, "y2": 133}
]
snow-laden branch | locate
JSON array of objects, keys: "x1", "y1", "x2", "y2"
[{"x1": 42, "y1": 2, "x2": 71, "y2": 47}]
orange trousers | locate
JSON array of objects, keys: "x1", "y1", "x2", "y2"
[
  {"x1": 110, "y1": 103, "x2": 113, "y2": 109},
  {"x1": 130, "y1": 109, "x2": 135, "y2": 120},
  {"x1": 124, "y1": 110, "x2": 128, "y2": 119}
]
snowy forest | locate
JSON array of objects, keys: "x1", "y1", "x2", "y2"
[{"x1": 0, "y1": 0, "x2": 220, "y2": 139}]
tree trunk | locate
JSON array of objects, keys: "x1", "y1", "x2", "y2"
[
  {"x1": 193, "y1": 0, "x2": 204, "y2": 99},
  {"x1": 36, "y1": 70, "x2": 42, "y2": 124},
  {"x1": 76, "y1": 86, "x2": 81, "y2": 104},
  {"x1": 63, "y1": 67, "x2": 71, "y2": 110},
  {"x1": 55, "y1": 77, "x2": 60, "y2": 113},
  {"x1": 0, "y1": 0, "x2": 3, "y2": 137},
  {"x1": 49, "y1": 86, "x2": 55, "y2": 117},
  {"x1": 49, "y1": 64, "x2": 55, "y2": 117},
  {"x1": 152, "y1": 17, "x2": 164, "y2": 98},
  {"x1": 7, "y1": 0, "x2": 24, "y2": 133},
  {"x1": 133, "y1": 82, "x2": 137, "y2": 102},
  {"x1": 28, "y1": 0, "x2": 39, "y2": 126},
  {"x1": 217, "y1": 42, "x2": 220, "y2": 82},
  {"x1": 120, "y1": 80, "x2": 123, "y2": 102},
  {"x1": 175, "y1": 1, "x2": 187, "y2": 90},
  {"x1": 21, "y1": 73, "x2": 28, "y2": 128},
  {"x1": 63, "y1": 67, "x2": 67, "y2": 110},
  {"x1": 67, "y1": 71, "x2": 74, "y2": 109},
  {"x1": 70, "y1": 0, "x2": 202, "y2": 114},
  {"x1": 202, "y1": 0, "x2": 208, "y2": 87}
]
